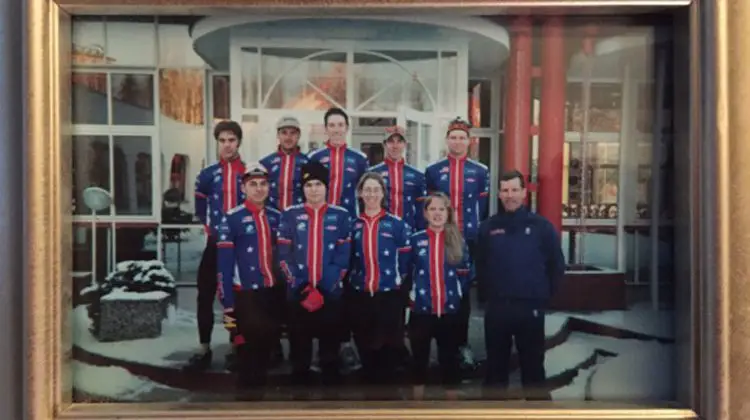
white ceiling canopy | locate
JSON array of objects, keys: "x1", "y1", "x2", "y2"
[{"x1": 190, "y1": 15, "x2": 510, "y2": 76}]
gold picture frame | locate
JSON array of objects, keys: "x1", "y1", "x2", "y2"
[{"x1": 16, "y1": 0, "x2": 744, "y2": 418}]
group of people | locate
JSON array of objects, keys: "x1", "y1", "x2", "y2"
[{"x1": 187, "y1": 107, "x2": 566, "y2": 401}]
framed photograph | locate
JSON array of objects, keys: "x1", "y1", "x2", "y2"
[{"x1": 5, "y1": 0, "x2": 747, "y2": 419}]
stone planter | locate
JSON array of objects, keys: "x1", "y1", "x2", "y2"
[{"x1": 94, "y1": 291, "x2": 170, "y2": 342}]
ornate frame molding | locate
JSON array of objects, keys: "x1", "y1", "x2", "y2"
[{"x1": 20, "y1": 0, "x2": 736, "y2": 418}]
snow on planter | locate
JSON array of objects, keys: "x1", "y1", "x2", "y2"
[{"x1": 81, "y1": 260, "x2": 177, "y2": 342}]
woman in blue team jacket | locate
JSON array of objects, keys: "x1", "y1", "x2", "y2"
[
  {"x1": 349, "y1": 172, "x2": 412, "y2": 389},
  {"x1": 406, "y1": 191, "x2": 472, "y2": 400}
]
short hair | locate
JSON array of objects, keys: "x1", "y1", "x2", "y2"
[
  {"x1": 324, "y1": 107, "x2": 350, "y2": 127},
  {"x1": 213, "y1": 120, "x2": 243, "y2": 142},
  {"x1": 500, "y1": 169, "x2": 526, "y2": 188}
]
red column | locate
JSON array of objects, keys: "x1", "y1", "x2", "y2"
[
  {"x1": 538, "y1": 16, "x2": 566, "y2": 233},
  {"x1": 503, "y1": 16, "x2": 533, "y2": 178}
]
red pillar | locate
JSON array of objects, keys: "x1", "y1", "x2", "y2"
[
  {"x1": 503, "y1": 17, "x2": 533, "y2": 178},
  {"x1": 538, "y1": 17, "x2": 566, "y2": 233}
]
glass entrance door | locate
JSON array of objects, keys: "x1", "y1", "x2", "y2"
[
  {"x1": 397, "y1": 105, "x2": 436, "y2": 170},
  {"x1": 239, "y1": 110, "x2": 326, "y2": 160}
]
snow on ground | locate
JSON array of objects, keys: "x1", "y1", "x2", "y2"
[
  {"x1": 550, "y1": 364, "x2": 602, "y2": 400},
  {"x1": 558, "y1": 303, "x2": 674, "y2": 338},
  {"x1": 587, "y1": 342, "x2": 675, "y2": 401},
  {"x1": 73, "y1": 305, "x2": 232, "y2": 368},
  {"x1": 73, "y1": 361, "x2": 186, "y2": 401},
  {"x1": 547, "y1": 332, "x2": 674, "y2": 401}
]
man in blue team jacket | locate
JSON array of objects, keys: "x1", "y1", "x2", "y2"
[{"x1": 476, "y1": 170, "x2": 565, "y2": 400}]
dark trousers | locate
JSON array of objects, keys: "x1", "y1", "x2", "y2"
[
  {"x1": 287, "y1": 299, "x2": 343, "y2": 386},
  {"x1": 234, "y1": 288, "x2": 281, "y2": 389},
  {"x1": 483, "y1": 301, "x2": 550, "y2": 400},
  {"x1": 457, "y1": 240, "x2": 477, "y2": 348},
  {"x1": 347, "y1": 290, "x2": 405, "y2": 385},
  {"x1": 196, "y1": 237, "x2": 218, "y2": 345},
  {"x1": 408, "y1": 313, "x2": 462, "y2": 388}
]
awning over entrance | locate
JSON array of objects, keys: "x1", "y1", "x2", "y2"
[{"x1": 190, "y1": 15, "x2": 510, "y2": 76}]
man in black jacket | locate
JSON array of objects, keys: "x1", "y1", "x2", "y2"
[{"x1": 476, "y1": 170, "x2": 565, "y2": 400}]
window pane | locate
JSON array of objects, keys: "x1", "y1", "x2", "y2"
[
  {"x1": 260, "y1": 48, "x2": 346, "y2": 110},
  {"x1": 111, "y1": 73, "x2": 155, "y2": 125},
  {"x1": 71, "y1": 17, "x2": 108, "y2": 65},
  {"x1": 105, "y1": 18, "x2": 156, "y2": 67},
  {"x1": 72, "y1": 73, "x2": 108, "y2": 125},
  {"x1": 212, "y1": 75, "x2": 230, "y2": 121},
  {"x1": 114, "y1": 224, "x2": 159, "y2": 264},
  {"x1": 159, "y1": 69, "x2": 206, "y2": 224},
  {"x1": 566, "y1": 82, "x2": 622, "y2": 133},
  {"x1": 353, "y1": 50, "x2": 437, "y2": 112},
  {"x1": 161, "y1": 227, "x2": 206, "y2": 285},
  {"x1": 440, "y1": 51, "x2": 458, "y2": 113},
  {"x1": 112, "y1": 136, "x2": 153, "y2": 216},
  {"x1": 73, "y1": 135, "x2": 111, "y2": 215},
  {"x1": 157, "y1": 20, "x2": 206, "y2": 68},
  {"x1": 468, "y1": 79, "x2": 492, "y2": 128}
]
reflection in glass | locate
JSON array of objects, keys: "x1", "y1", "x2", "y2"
[
  {"x1": 111, "y1": 73, "x2": 155, "y2": 125},
  {"x1": 439, "y1": 51, "x2": 458, "y2": 113},
  {"x1": 73, "y1": 135, "x2": 110, "y2": 215},
  {"x1": 261, "y1": 48, "x2": 346, "y2": 110},
  {"x1": 566, "y1": 82, "x2": 622, "y2": 133},
  {"x1": 71, "y1": 73, "x2": 109, "y2": 125},
  {"x1": 105, "y1": 19, "x2": 157, "y2": 67},
  {"x1": 159, "y1": 69, "x2": 204, "y2": 126},
  {"x1": 160, "y1": 228, "x2": 205, "y2": 286},
  {"x1": 112, "y1": 136, "x2": 153, "y2": 215},
  {"x1": 353, "y1": 50, "x2": 437, "y2": 112},
  {"x1": 71, "y1": 17, "x2": 108, "y2": 66},
  {"x1": 157, "y1": 21, "x2": 206, "y2": 68},
  {"x1": 212, "y1": 75, "x2": 230, "y2": 121},
  {"x1": 468, "y1": 80, "x2": 492, "y2": 128}
]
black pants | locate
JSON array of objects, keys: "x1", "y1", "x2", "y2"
[
  {"x1": 234, "y1": 288, "x2": 281, "y2": 389},
  {"x1": 483, "y1": 301, "x2": 550, "y2": 400},
  {"x1": 347, "y1": 290, "x2": 405, "y2": 385},
  {"x1": 196, "y1": 237, "x2": 218, "y2": 345},
  {"x1": 287, "y1": 299, "x2": 343, "y2": 386},
  {"x1": 408, "y1": 313, "x2": 462, "y2": 388},
  {"x1": 457, "y1": 240, "x2": 477, "y2": 348}
]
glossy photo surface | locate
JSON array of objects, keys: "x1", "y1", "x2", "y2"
[{"x1": 66, "y1": 14, "x2": 679, "y2": 405}]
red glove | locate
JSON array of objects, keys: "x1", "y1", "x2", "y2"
[
  {"x1": 203, "y1": 224, "x2": 211, "y2": 237},
  {"x1": 300, "y1": 285, "x2": 324, "y2": 312}
]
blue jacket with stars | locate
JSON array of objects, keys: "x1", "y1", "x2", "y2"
[
  {"x1": 194, "y1": 159, "x2": 246, "y2": 236},
  {"x1": 349, "y1": 210, "x2": 412, "y2": 295},
  {"x1": 308, "y1": 144, "x2": 369, "y2": 216},
  {"x1": 425, "y1": 156, "x2": 489, "y2": 242},
  {"x1": 216, "y1": 202, "x2": 282, "y2": 309},
  {"x1": 369, "y1": 159, "x2": 427, "y2": 231},
  {"x1": 407, "y1": 229, "x2": 472, "y2": 316},
  {"x1": 277, "y1": 203, "x2": 353, "y2": 300},
  {"x1": 259, "y1": 148, "x2": 309, "y2": 211}
]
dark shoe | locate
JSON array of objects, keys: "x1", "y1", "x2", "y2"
[{"x1": 182, "y1": 350, "x2": 212, "y2": 372}]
